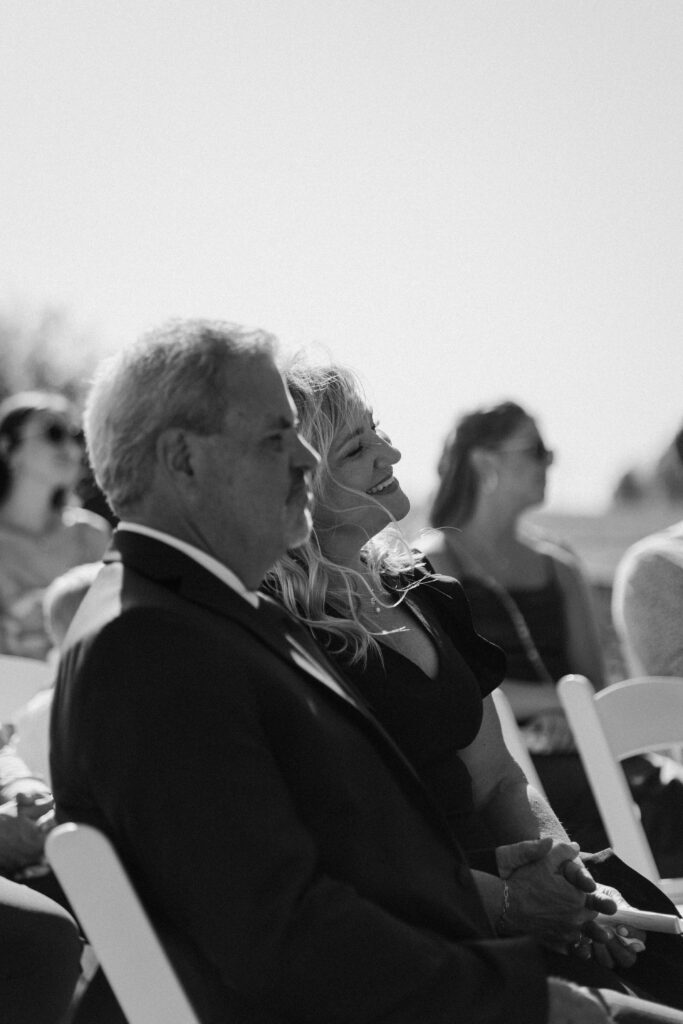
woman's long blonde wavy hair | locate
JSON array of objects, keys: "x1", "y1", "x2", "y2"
[{"x1": 264, "y1": 357, "x2": 424, "y2": 665}]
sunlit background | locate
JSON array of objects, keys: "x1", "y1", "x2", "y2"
[{"x1": 2, "y1": 0, "x2": 683, "y2": 520}]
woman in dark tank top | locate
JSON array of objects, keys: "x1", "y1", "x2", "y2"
[{"x1": 421, "y1": 401, "x2": 609, "y2": 850}]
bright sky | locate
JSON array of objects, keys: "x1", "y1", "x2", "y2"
[{"x1": 2, "y1": 0, "x2": 683, "y2": 513}]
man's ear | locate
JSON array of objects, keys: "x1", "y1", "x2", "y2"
[{"x1": 155, "y1": 428, "x2": 197, "y2": 490}]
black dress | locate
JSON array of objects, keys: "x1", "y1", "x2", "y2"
[{"x1": 332, "y1": 568, "x2": 506, "y2": 855}]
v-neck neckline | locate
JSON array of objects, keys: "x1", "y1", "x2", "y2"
[{"x1": 373, "y1": 585, "x2": 443, "y2": 682}]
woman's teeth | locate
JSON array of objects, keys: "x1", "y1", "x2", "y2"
[{"x1": 368, "y1": 477, "x2": 393, "y2": 495}]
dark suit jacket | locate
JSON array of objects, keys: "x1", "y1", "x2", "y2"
[{"x1": 50, "y1": 531, "x2": 547, "y2": 1024}]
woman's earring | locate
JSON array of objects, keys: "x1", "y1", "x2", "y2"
[{"x1": 482, "y1": 470, "x2": 499, "y2": 495}]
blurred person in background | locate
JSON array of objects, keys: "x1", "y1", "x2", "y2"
[
  {"x1": 421, "y1": 401, "x2": 608, "y2": 851},
  {"x1": 612, "y1": 425, "x2": 683, "y2": 678},
  {"x1": 610, "y1": 428, "x2": 683, "y2": 878},
  {"x1": 0, "y1": 391, "x2": 110, "y2": 659},
  {"x1": 8, "y1": 561, "x2": 103, "y2": 789},
  {"x1": 0, "y1": 707, "x2": 82, "y2": 1023},
  {"x1": 423, "y1": 402, "x2": 683, "y2": 879}
]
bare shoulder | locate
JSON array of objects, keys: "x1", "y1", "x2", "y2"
[{"x1": 522, "y1": 530, "x2": 585, "y2": 589}]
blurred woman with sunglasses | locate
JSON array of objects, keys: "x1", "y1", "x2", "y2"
[
  {"x1": 0, "y1": 390, "x2": 110, "y2": 659},
  {"x1": 421, "y1": 401, "x2": 608, "y2": 849}
]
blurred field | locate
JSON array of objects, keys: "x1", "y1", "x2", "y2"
[{"x1": 409, "y1": 500, "x2": 683, "y2": 684}]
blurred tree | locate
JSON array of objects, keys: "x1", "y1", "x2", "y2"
[{"x1": 0, "y1": 302, "x2": 106, "y2": 406}]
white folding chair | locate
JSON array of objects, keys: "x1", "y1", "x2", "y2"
[
  {"x1": 0, "y1": 653, "x2": 53, "y2": 721},
  {"x1": 491, "y1": 687, "x2": 547, "y2": 798},
  {"x1": 558, "y1": 673, "x2": 683, "y2": 904},
  {"x1": 46, "y1": 823, "x2": 201, "y2": 1024}
]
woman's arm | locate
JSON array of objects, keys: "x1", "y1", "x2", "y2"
[
  {"x1": 461, "y1": 704, "x2": 618, "y2": 944},
  {"x1": 462, "y1": 697, "x2": 631, "y2": 958},
  {"x1": 552, "y1": 549, "x2": 606, "y2": 689},
  {"x1": 460, "y1": 695, "x2": 568, "y2": 842}
]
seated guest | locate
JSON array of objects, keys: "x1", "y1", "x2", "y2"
[
  {"x1": 423, "y1": 402, "x2": 683, "y2": 885},
  {"x1": 43, "y1": 561, "x2": 103, "y2": 655},
  {"x1": 419, "y1": 400, "x2": 610, "y2": 851},
  {"x1": 612, "y1": 427, "x2": 683, "y2": 676},
  {"x1": 0, "y1": 873, "x2": 82, "y2": 1024},
  {"x1": 0, "y1": 730, "x2": 53, "y2": 876},
  {"x1": 0, "y1": 391, "x2": 110, "y2": 659},
  {"x1": 11, "y1": 561, "x2": 101, "y2": 789},
  {"x1": 266, "y1": 359, "x2": 683, "y2": 1005},
  {"x1": 0, "y1": 730, "x2": 82, "y2": 1022},
  {"x1": 49, "y1": 317, "x2": 657, "y2": 1024},
  {"x1": 613, "y1": 519, "x2": 683, "y2": 676}
]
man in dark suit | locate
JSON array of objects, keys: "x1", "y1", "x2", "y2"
[{"x1": 50, "y1": 318, "x2": 661, "y2": 1024}]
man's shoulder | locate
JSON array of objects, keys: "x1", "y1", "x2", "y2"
[
  {"x1": 65, "y1": 559, "x2": 289, "y2": 686},
  {"x1": 72, "y1": 559, "x2": 254, "y2": 645}
]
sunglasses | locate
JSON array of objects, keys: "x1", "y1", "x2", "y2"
[
  {"x1": 20, "y1": 420, "x2": 84, "y2": 447},
  {"x1": 496, "y1": 439, "x2": 554, "y2": 464}
]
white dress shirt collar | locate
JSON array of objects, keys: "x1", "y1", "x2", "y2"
[{"x1": 116, "y1": 522, "x2": 260, "y2": 608}]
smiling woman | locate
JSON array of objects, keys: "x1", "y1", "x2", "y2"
[
  {"x1": 265, "y1": 359, "x2": 422, "y2": 665},
  {"x1": 263, "y1": 357, "x2": 681, "y2": 995},
  {"x1": 421, "y1": 400, "x2": 609, "y2": 849},
  {"x1": 313, "y1": 401, "x2": 411, "y2": 560}
]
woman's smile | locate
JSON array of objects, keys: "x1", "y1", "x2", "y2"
[{"x1": 367, "y1": 474, "x2": 399, "y2": 496}]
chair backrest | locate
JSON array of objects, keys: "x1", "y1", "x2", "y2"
[
  {"x1": 46, "y1": 823, "x2": 201, "y2": 1024},
  {"x1": 0, "y1": 653, "x2": 53, "y2": 722},
  {"x1": 491, "y1": 688, "x2": 546, "y2": 798},
  {"x1": 558, "y1": 673, "x2": 683, "y2": 900}
]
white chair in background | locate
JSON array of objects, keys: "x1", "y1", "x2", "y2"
[
  {"x1": 46, "y1": 822, "x2": 201, "y2": 1024},
  {"x1": 491, "y1": 687, "x2": 547, "y2": 798},
  {"x1": 0, "y1": 653, "x2": 53, "y2": 721},
  {"x1": 558, "y1": 673, "x2": 683, "y2": 904}
]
